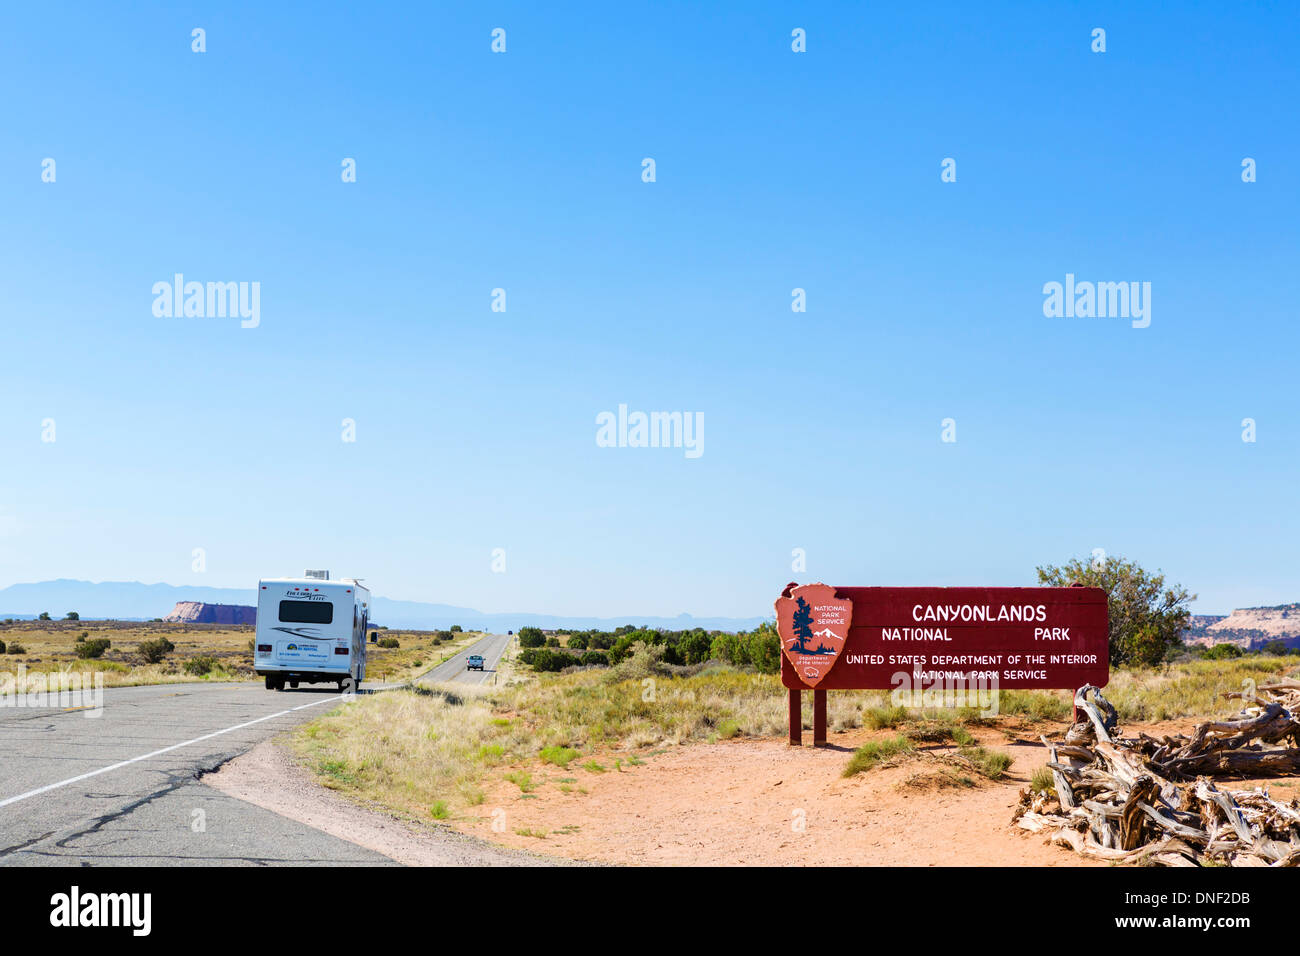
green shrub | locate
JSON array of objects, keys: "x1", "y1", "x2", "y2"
[
  {"x1": 1204, "y1": 643, "x2": 1243, "y2": 660},
  {"x1": 709, "y1": 622, "x2": 781, "y2": 674},
  {"x1": 950, "y1": 726, "x2": 976, "y2": 746},
  {"x1": 519, "y1": 647, "x2": 573, "y2": 672},
  {"x1": 184, "y1": 655, "x2": 218, "y2": 676},
  {"x1": 5, "y1": 642, "x2": 24, "y2": 655},
  {"x1": 75, "y1": 638, "x2": 112, "y2": 659},
  {"x1": 959, "y1": 746, "x2": 1013, "y2": 780},
  {"x1": 1030, "y1": 766, "x2": 1056, "y2": 794},
  {"x1": 863, "y1": 704, "x2": 910, "y2": 730},
  {"x1": 505, "y1": 770, "x2": 534, "y2": 792},
  {"x1": 579, "y1": 650, "x2": 609, "y2": 667},
  {"x1": 138, "y1": 637, "x2": 176, "y2": 664},
  {"x1": 450, "y1": 625, "x2": 462, "y2": 633},
  {"x1": 539, "y1": 745, "x2": 580, "y2": 768},
  {"x1": 517, "y1": 627, "x2": 545, "y2": 648},
  {"x1": 843, "y1": 735, "x2": 913, "y2": 777},
  {"x1": 679, "y1": 630, "x2": 714, "y2": 665},
  {"x1": 378, "y1": 637, "x2": 400, "y2": 649},
  {"x1": 717, "y1": 718, "x2": 742, "y2": 739}
]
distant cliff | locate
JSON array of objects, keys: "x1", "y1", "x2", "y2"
[
  {"x1": 1184, "y1": 604, "x2": 1300, "y2": 651},
  {"x1": 164, "y1": 602, "x2": 256, "y2": 625}
]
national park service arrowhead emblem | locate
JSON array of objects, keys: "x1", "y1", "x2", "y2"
[{"x1": 775, "y1": 582, "x2": 852, "y2": 688}]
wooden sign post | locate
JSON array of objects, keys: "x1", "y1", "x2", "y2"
[{"x1": 776, "y1": 582, "x2": 1109, "y2": 746}]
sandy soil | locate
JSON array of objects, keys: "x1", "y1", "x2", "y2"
[
  {"x1": 450, "y1": 725, "x2": 1098, "y2": 866},
  {"x1": 210, "y1": 720, "x2": 1300, "y2": 867},
  {"x1": 203, "y1": 739, "x2": 560, "y2": 866}
]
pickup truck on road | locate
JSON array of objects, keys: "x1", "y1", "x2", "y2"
[{"x1": 466, "y1": 654, "x2": 485, "y2": 671}]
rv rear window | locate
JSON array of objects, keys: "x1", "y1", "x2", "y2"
[{"x1": 278, "y1": 600, "x2": 334, "y2": 624}]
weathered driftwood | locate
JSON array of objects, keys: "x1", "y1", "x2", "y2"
[{"x1": 1014, "y1": 683, "x2": 1300, "y2": 866}]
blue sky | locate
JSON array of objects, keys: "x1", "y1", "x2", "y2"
[{"x1": 1, "y1": 2, "x2": 1297, "y2": 618}]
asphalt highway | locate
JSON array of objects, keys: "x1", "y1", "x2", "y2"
[
  {"x1": 0, "y1": 632, "x2": 512, "y2": 866},
  {"x1": 418, "y1": 631, "x2": 513, "y2": 686}
]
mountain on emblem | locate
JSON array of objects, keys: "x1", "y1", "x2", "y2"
[{"x1": 774, "y1": 582, "x2": 852, "y2": 688}]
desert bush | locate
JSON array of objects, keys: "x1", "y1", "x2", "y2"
[
  {"x1": 450, "y1": 625, "x2": 462, "y2": 633},
  {"x1": 5, "y1": 642, "x2": 24, "y2": 655},
  {"x1": 709, "y1": 622, "x2": 781, "y2": 674},
  {"x1": 75, "y1": 638, "x2": 112, "y2": 659},
  {"x1": 579, "y1": 650, "x2": 609, "y2": 667},
  {"x1": 539, "y1": 745, "x2": 580, "y2": 768},
  {"x1": 959, "y1": 746, "x2": 1013, "y2": 780},
  {"x1": 717, "y1": 718, "x2": 742, "y2": 739},
  {"x1": 1030, "y1": 766, "x2": 1056, "y2": 794},
  {"x1": 679, "y1": 630, "x2": 714, "y2": 666},
  {"x1": 1203, "y1": 643, "x2": 1243, "y2": 660},
  {"x1": 138, "y1": 637, "x2": 176, "y2": 664},
  {"x1": 1037, "y1": 555, "x2": 1193, "y2": 667},
  {"x1": 519, "y1": 647, "x2": 573, "y2": 672},
  {"x1": 863, "y1": 704, "x2": 910, "y2": 730},
  {"x1": 843, "y1": 735, "x2": 913, "y2": 777},
  {"x1": 605, "y1": 641, "x2": 668, "y2": 681},
  {"x1": 184, "y1": 655, "x2": 217, "y2": 676},
  {"x1": 378, "y1": 637, "x2": 400, "y2": 649},
  {"x1": 517, "y1": 627, "x2": 545, "y2": 648}
]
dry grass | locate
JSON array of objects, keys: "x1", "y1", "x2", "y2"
[
  {"x1": 0, "y1": 619, "x2": 482, "y2": 688},
  {"x1": 291, "y1": 655, "x2": 1062, "y2": 819},
  {"x1": 1102, "y1": 656, "x2": 1298, "y2": 722},
  {"x1": 291, "y1": 649, "x2": 1300, "y2": 823},
  {"x1": 0, "y1": 620, "x2": 254, "y2": 686}
]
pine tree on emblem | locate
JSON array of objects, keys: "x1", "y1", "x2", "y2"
[{"x1": 791, "y1": 597, "x2": 814, "y2": 653}]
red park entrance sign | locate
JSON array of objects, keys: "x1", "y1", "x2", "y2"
[{"x1": 776, "y1": 582, "x2": 1109, "y2": 745}]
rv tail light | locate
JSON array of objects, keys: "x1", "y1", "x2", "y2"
[
  {"x1": 334, "y1": 647, "x2": 349, "y2": 655},
  {"x1": 257, "y1": 644, "x2": 272, "y2": 654}
]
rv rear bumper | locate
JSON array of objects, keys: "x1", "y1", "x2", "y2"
[{"x1": 255, "y1": 668, "x2": 348, "y2": 683}]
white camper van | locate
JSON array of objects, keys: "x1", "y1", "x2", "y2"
[{"x1": 254, "y1": 572, "x2": 370, "y2": 691}]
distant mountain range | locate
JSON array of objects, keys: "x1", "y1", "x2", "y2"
[{"x1": 0, "y1": 579, "x2": 766, "y2": 633}]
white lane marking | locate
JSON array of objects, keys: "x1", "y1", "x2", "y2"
[{"x1": 0, "y1": 693, "x2": 344, "y2": 809}]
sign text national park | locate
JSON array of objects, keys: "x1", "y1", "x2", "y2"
[{"x1": 777, "y1": 584, "x2": 1109, "y2": 693}]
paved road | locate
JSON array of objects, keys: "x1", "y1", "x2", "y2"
[
  {"x1": 419, "y1": 632, "x2": 513, "y2": 686},
  {"x1": 0, "y1": 633, "x2": 511, "y2": 866}
]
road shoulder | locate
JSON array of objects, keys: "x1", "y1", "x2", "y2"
[{"x1": 203, "y1": 739, "x2": 564, "y2": 866}]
